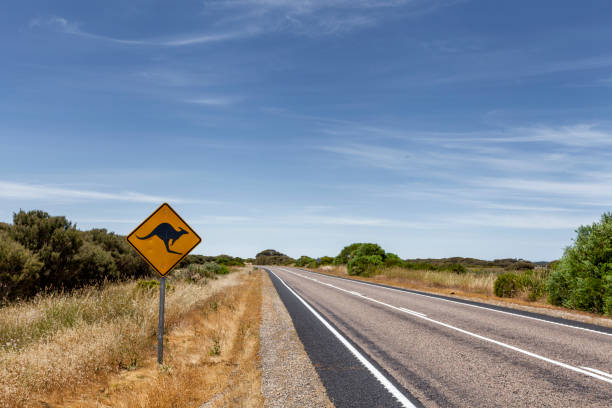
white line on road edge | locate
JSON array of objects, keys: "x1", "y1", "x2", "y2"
[
  {"x1": 293, "y1": 268, "x2": 612, "y2": 337},
  {"x1": 278, "y1": 268, "x2": 612, "y2": 385},
  {"x1": 581, "y1": 367, "x2": 612, "y2": 380},
  {"x1": 268, "y1": 269, "x2": 418, "y2": 408}
]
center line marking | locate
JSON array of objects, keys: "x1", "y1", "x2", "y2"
[{"x1": 277, "y1": 267, "x2": 612, "y2": 385}]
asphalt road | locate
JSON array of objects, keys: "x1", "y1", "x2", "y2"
[{"x1": 265, "y1": 266, "x2": 612, "y2": 408}]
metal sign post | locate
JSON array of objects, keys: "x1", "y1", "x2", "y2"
[{"x1": 157, "y1": 276, "x2": 166, "y2": 364}]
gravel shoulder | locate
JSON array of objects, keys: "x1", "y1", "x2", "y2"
[{"x1": 260, "y1": 272, "x2": 333, "y2": 408}]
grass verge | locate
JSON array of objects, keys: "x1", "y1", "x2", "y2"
[{"x1": 0, "y1": 268, "x2": 262, "y2": 407}]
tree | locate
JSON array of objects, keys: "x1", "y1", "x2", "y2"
[
  {"x1": 345, "y1": 243, "x2": 386, "y2": 276},
  {"x1": 334, "y1": 243, "x2": 366, "y2": 265},
  {"x1": 547, "y1": 213, "x2": 612, "y2": 314}
]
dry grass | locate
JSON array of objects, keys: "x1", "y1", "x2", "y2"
[
  {"x1": 0, "y1": 269, "x2": 256, "y2": 408},
  {"x1": 307, "y1": 266, "x2": 612, "y2": 328},
  {"x1": 311, "y1": 264, "x2": 496, "y2": 295},
  {"x1": 373, "y1": 267, "x2": 497, "y2": 295}
]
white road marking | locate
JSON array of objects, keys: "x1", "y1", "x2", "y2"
[
  {"x1": 268, "y1": 269, "x2": 417, "y2": 408},
  {"x1": 277, "y1": 267, "x2": 612, "y2": 385},
  {"x1": 399, "y1": 307, "x2": 427, "y2": 317},
  {"x1": 349, "y1": 291, "x2": 362, "y2": 296},
  {"x1": 293, "y1": 267, "x2": 612, "y2": 337},
  {"x1": 581, "y1": 367, "x2": 612, "y2": 380}
]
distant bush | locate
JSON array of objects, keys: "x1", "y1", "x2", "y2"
[
  {"x1": 334, "y1": 243, "x2": 365, "y2": 265},
  {"x1": 447, "y1": 263, "x2": 467, "y2": 274},
  {"x1": 348, "y1": 255, "x2": 383, "y2": 276},
  {"x1": 295, "y1": 256, "x2": 315, "y2": 267},
  {"x1": 494, "y1": 273, "x2": 523, "y2": 298},
  {"x1": 346, "y1": 243, "x2": 386, "y2": 276},
  {"x1": 255, "y1": 249, "x2": 294, "y2": 265},
  {"x1": 215, "y1": 254, "x2": 244, "y2": 267},
  {"x1": 319, "y1": 256, "x2": 334, "y2": 265},
  {"x1": 547, "y1": 213, "x2": 612, "y2": 314},
  {"x1": 384, "y1": 253, "x2": 405, "y2": 267},
  {"x1": 178, "y1": 254, "x2": 244, "y2": 268}
]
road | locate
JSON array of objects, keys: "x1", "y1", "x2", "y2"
[{"x1": 265, "y1": 266, "x2": 612, "y2": 407}]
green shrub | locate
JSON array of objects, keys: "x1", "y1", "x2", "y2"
[
  {"x1": 73, "y1": 241, "x2": 118, "y2": 285},
  {"x1": 448, "y1": 263, "x2": 467, "y2": 274},
  {"x1": 295, "y1": 256, "x2": 315, "y2": 267},
  {"x1": 521, "y1": 268, "x2": 549, "y2": 301},
  {"x1": 353, "y1": 243, "x2": 385, "y2": 259},
  {"x1": 347, "y1": 255, "x2": 383, "y2": 276},
  {"x1": 494, "y1": 273, "x2": 523, "y2": 298},
  {"x1": 0, "y1": 232, "x2": 43, "y2": 302},
  {"x1": 0, "y1": 210, "x2": 152, "y2": 302},
  {"x1": 136, "y1": 279, "x2": 160, "y2": 290},
  {"x1": 215, "y1": 254, "x2": 244, "y2": 267},
  {"x1": 255, "y1": 249, "x2": 294, "y2": 265},
  {"x1": 136, "y1": 279, "x2": 173, "y2": 292},
  {"x1": 547, "y1": 213, "x2": 612, "y2": 314},
  {"x1": 319, "y1": 256, "x2": 334, "y2": 265},
  {"x1": 334, "y1": 243, "x2": 365, "y2": 265},
  {"x1": 384, "y1": 253, "x2": 405, "y2": 267}
]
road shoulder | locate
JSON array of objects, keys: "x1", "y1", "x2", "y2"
[{"x1": 260, "y1": 270, "x2": 333, "y2": 408}]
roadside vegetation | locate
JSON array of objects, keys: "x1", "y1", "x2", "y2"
[
  {"x1": 254, "y1": 249, "x2": 294, "y2": 265},
  {"x1": 0, "y1": 209, "x2": 247, "y2": 304},
  {"x1": 294, "y1": 214, "x2": 612, "y2": 316},
  {"x1": 0, "y1": 264, "x2": 260, "y2": 407}
]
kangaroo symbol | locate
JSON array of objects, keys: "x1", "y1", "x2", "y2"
[{"x1": 137, "y1": 223, "x2": 188, "y2": 255}]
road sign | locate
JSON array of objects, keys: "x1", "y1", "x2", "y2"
[
  {"x1": 126, "y1": 203, "x2": 202, "y2": 277},
  {"x1": 126, "y1": 203, "x2": 202, "y2": 364}
]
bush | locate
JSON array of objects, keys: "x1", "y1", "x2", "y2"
[
  {"x1": 135, "y1": 279, "x2": 173, "y2": 292},
  {"x1": 196, "y1": 262, "x2": 229, "y2": 276},
  {"x1": 295, "y1": 256, "x2": 315, "y2": 267},
  {"x1": 494, "y1": 273, "x2": 523, "y2": 298},
  {"x1": 319, "y1": 256, "x2": 334, "y2": 265},
  {"x1": 215, "y1": 254, "x2": 244, "y2": 267},
  {"x1": 353, "y1": 243, "x2": 385, "y2": 259},
  {"x1": 334, "y1": 243, "x2": 365, "y2": 265},
  {"x1": 448, "y1": 263, "x2": 467, "y2": 274},
  {"x1": 136, "y1": 279, "x2": 160, "y2": 290},
  {"x1": 516, "y1": 268, "x2": 548, "y2": 301},
  {"x1": 348, "y1": 255, "x2": 383, "y2": 276},
  {"x1": 1, "y1": 210, "x2": 152, "y2": 302},
  {"x1": 547, "y1": 213, "x2": 612, "y2": 314},
  {"x1": 0, "y1": 232, "x2": 43, "y2": 301},
  {"x1": 255, "y1": 249, "x2": 294, "y2": 265},
  {"x1": 384, "y1": 253, "x2": 405, "y2": 267}
]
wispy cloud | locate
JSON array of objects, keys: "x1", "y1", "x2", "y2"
[
  {"x1": 207, "y1": 0, "x2": 461, "y2": 36},
  {"x1": 452, "y1": 213, "x2": 597, "y2": 230},
  {"x1": 0, "y1": 181, "x2": 204, "y2": 204},
  {"x1": 30, "y1": 16, "x2": 254, "y2": 46},
  {"x1": 184, "y1": 96, "x2": 239, "y2": 106}
]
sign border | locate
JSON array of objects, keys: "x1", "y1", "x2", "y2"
[{"x1": 125, "y1": 202, "x2": 202, "y2": 277}]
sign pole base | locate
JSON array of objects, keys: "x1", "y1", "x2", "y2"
[{"x1": 157, "y1": 276, "x2": 166, "y2": 365}]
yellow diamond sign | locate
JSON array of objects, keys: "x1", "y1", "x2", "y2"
[{"x1": 126, "y1": 203, "x2": 202, "y2": 277}]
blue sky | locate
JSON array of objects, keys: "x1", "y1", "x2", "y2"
[{"x1": 1, "y1": 1, "x2": 612, "y2": 261}]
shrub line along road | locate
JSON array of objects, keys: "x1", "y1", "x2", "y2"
[{"x1": 264, "y1": 267, "x2": 612, "y2": 407}]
